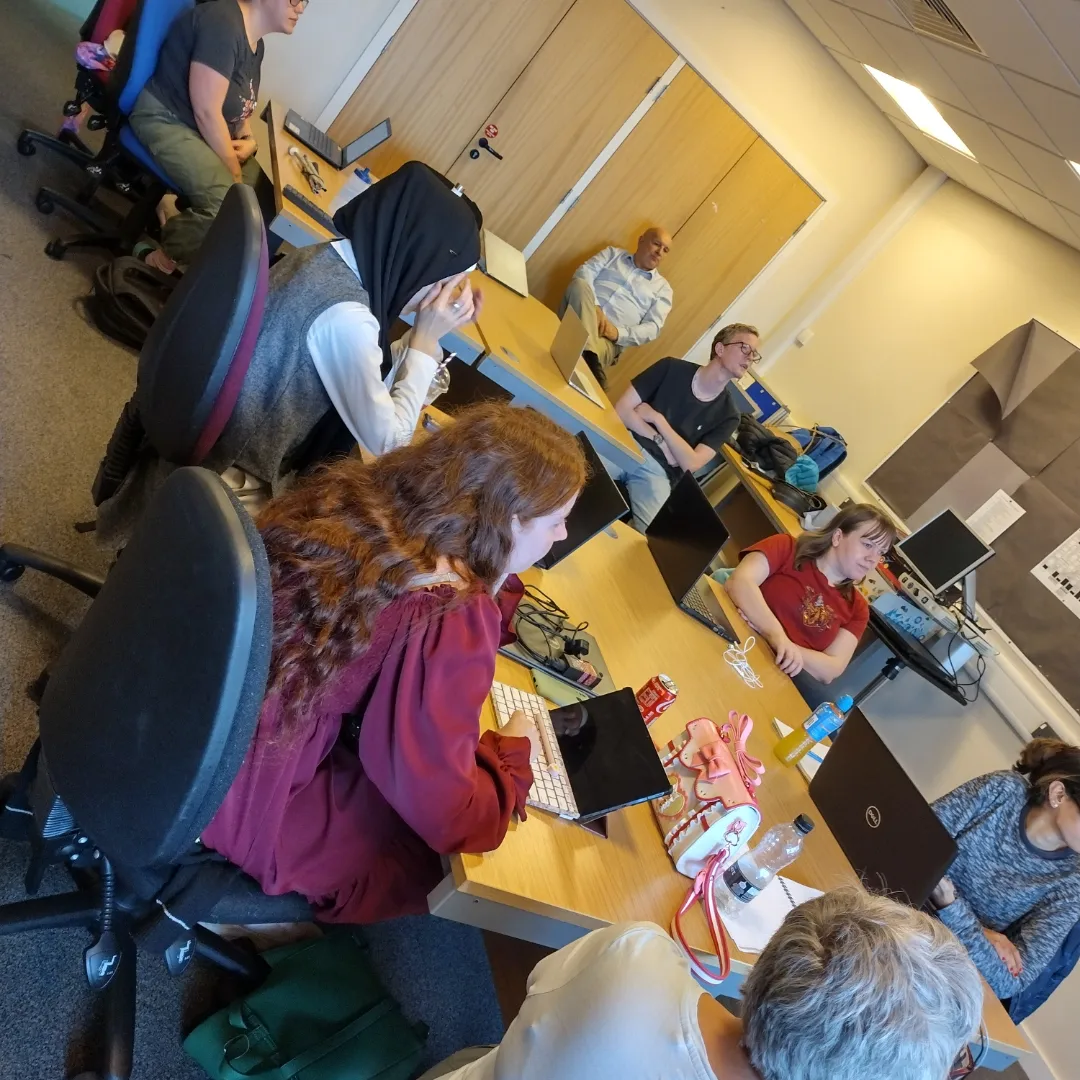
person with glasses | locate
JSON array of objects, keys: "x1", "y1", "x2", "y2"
[
  {"x1": 560, "y1": 227, "x2": 674, "y2": 387},
  {"x1": 129, "y1": 0, "x2": 309, "y2": 272},
  {"x1": 601, "y1": 323, "x2": 758, "y2": 531}
]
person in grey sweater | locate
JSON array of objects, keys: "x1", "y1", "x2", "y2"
[{"x1": 930, "y1": 739, "x2": 1080, "y2": 1000}]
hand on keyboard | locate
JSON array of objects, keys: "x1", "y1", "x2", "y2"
[{"x1": 501, "y1": 709, "x2": 542, "y2": 762}]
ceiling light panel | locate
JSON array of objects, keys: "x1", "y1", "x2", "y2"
[{"x1": 864, "y1": 65, "x2": 975, "y2": 157}]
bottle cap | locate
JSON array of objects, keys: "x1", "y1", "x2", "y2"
[
  {"x1": 794, "y1": 814, "x2": 815, "y2": 834},
  {"x1": 837, "y1": 694, "x2": 853, "y2": 713}
]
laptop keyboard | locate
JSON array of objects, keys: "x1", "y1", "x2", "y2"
[
  {"x1": 490, "y1": 681, "x2": 578, "y2": 819},
  {"x1": 683, "y1": 582, "x2": 721, "y2": 626}
]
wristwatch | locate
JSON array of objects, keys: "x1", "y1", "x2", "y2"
[{"x1": 653, "y1": 433, "x2": 664, "y2": 446}]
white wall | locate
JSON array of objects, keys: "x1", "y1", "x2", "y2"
[
  {"x1": 627, "y1": 0, "x2": 924, "y2": 360},
  {"x1": 259, "y1": 0, "x2": 399, "y2": 121}
]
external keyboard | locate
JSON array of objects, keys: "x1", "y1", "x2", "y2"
[
  {"x1": 489, "y1": 681, "x2": 578, "y2": 819},
  {"x1": 283, "y1": 184, "x2": 342, "y2": 237}
]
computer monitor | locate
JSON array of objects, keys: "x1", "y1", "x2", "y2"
[
  {"x1": 896, "y1": 508, "x2": 994, "y2": 596},
  {"x1": 536, "y1": 433, "x2": 628, "y2": 569}
]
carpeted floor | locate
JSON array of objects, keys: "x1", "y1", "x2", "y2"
[{"x1": 0, "y1": 3, "x2": 504, "y2": 1077}]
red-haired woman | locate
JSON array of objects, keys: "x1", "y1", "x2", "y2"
[{"x1": 202, "y1": 404, "x2": 587, "y2": 923}]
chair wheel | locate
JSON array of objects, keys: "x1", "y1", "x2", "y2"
[
  {"x1": 16, "y1": 131, "x2": 35, "y2": 156},
  {"x1": 0, "y1": 559, "x2": 24, "y2": 583},
  {"x1": 87, "y1": 115, "x2": 106, "y2": 132},
  {"x1": 44, "y1": 239, "x2": 66, "y2": 261},
  {"x1": 63, "y1": 100, "x2": 81, "y2": 117},
  {"x1": 35, "y1": 191, "x2": 55, "y2": 215}
]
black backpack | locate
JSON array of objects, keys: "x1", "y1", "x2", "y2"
[
  {"x1": 734, "y1": 413, "x2": 799, "y2": 478},
  {"x1": 86, "y1": 256, "x2": 178, "y2": 350}
]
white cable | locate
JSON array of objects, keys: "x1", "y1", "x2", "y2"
[{"x1": 724, "y1": 636, "x2": 763, "y2": 689}]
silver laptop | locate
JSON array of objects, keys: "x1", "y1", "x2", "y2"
[
  {"x1": 550, "y1": 308, "x2": 605, "y2": 407},
  {"x1": 479, "y1": 230, "x2": 529, "y2": 297}
]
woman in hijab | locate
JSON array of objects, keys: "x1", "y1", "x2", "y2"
[{"x1": 203, "y1": 159, "x2": 485, "y2": 490}]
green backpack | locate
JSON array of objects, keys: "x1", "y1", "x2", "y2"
[{"x1": 184, "y1": 931, "x2": 426, "y2": 1080}]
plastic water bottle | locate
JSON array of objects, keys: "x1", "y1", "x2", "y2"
[
  {"x1": 774, "y1": 694, "x2": 853, "y2": 766},
  {"x1": 714, "y1": 815, "x2": 815, "y2": 916}
]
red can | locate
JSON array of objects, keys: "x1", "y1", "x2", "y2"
[{"x1": 636, "y1": 674, "x2": 678, "y2": 725}]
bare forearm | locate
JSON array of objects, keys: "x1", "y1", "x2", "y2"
[
  {"x1": 725, "y1": 576, "x2": 787, "y2": 643},
  {"x1": 194, "y1": 109, "x2": 241, "y2": 180},
  {"x1": 617, "y1": 404, "x2": 660, "y2": 441},
  {"x1": 795, "y1": 648, "x2": 846, "y2": 684},
  {"x1": 651, "y1": 413, "x2": 702, "y2": 471}
]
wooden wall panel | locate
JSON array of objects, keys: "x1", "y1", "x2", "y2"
[
  {"x1": 526, "y1": 66, "x2": 757, "y2": 308},
  {"x1": 607, "y1": 139, "x2": 821, "y2": 398},
  {"x1": 327, "y1": 0, "x2": 575, "y2": 177}
]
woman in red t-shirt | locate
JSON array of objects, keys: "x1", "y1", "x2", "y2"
[{"x1": 724, "y1": 504, "x2": 896, "y2": 685}]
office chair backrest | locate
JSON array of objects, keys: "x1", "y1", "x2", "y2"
[
  {"x1": 86, "y1": 0, "x2": 138, "y2": 44},
  {"x1": 113, "y1": 0, "x2": 193, "y2": 116},
  {"x1": 38, "y1": 468, "x2": 272, "y2": 870},
  {"x1": 137, "y1": 183, "x2": 269, "y2": 465}
]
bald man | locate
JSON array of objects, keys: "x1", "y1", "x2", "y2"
[{"x1": 559, "y1": 228, "x2": 673, "y2": 386}]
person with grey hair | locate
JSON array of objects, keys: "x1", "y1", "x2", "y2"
[{"x1": 417, "y1": 887, "x2": 983, "y2": 1080}]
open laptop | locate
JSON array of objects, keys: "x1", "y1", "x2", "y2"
[
  {"x1": 489, "y1": 683, "x2": 669, "y2": 824},
  {"x1": 536, "y1": 433, "x2": 628, "y2": 569},
  {"x1": 645, "y1": 472, "x2": 740, "y2": 644},
  {"x1": 479, "y1": 229, "x2": 529, "y2": 297},
  {"x1": 550, "y1": 308, "x2": 606, "y2": 407},
  {"x1": 809, "y1": 709, "x2": 957, "y2": 908},
  {"x1": 284, "y1": 111, "x2": 392, "y2": 170}
]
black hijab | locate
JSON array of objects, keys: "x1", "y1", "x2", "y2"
[
  {"x1": 332, "y1": 160, "x2": 483, "y2": 376},
  {"x1": 288, "y1": 162, "x2": 483, "y2": 473}
]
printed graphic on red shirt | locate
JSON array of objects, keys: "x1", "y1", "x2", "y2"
[{"x1": 799, "y1": 587, "x2": 836, "y2": 632}]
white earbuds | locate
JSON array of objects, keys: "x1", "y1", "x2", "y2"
[{"x1": 724, "y1": 636, "x2": 763, "y2": 689}]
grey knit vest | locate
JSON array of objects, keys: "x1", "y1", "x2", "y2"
[{"x1": 206, "y1": 242, "x2": 370, "y2": 484}]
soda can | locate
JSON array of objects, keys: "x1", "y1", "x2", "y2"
[{"x1": 636, "y1": 674, "x2": 678, "y2": 725}]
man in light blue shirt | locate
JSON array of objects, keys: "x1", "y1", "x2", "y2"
[{"x1": 560, "y1": 227, "x2": 673, "y2": 386}]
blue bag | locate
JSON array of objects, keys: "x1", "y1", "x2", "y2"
[{"x1": 788, "y1": 426, "x2": 847, "y2": 480}]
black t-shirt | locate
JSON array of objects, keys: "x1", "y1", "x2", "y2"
[
  {"x1": 630, "y1": 357, "x2": 741, "y2": 479},
  {"x1": 146, "y1": 0, "x2": 263, "y2": 136}
]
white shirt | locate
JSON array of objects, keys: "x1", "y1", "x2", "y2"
[
  {"x1": 445, "y1": 923, "x2": 718, "y2": 1080},
  {"x1": 573, "y1": 247, "x2": 673, "y2": 348},
  {"x1": 306, "y1": 240, "x2": 439, "y2": 456}
]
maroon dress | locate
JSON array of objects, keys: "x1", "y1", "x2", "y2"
[{"x1": 201, "y1": 583, "x2": 533, "y2": 924}]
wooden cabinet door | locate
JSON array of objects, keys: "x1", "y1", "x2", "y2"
[
  {"x1": 444, "y1": 0, "x2": 675, "y2": 248},
  {"x1": 327, "y1": 0, "x2": 576, "y2": 178},
  {"x1": 608, "y1": 139, "x2": 821, "y2": 397},
  {"x1": 526, "y1": 66, "x2": 757, "y2": 309}
]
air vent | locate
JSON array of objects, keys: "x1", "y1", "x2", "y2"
[{"x1": 893, "y1": 0, "x2": 983, "y2": 54}]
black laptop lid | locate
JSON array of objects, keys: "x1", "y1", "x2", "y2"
[
  {"x1": 645, "y1": 472, "x2": 729, "y2": 603},
  {"x1": 537, "y1": 433, "x2": 628, "y2": 569},
  {"x1": 550, "y1": 688, "x2": 669, "y2": 823},
  {"x1": 809, "y1": 710, "x2": 956, "y2": 907}
]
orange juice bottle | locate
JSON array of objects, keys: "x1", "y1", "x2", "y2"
[{"x1": 774, "y1": 695, "x2": 853, "y2": 766}]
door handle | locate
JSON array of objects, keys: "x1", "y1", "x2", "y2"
[{"x1": 478, "y1": 137, "x2": 503, "y2": 160}]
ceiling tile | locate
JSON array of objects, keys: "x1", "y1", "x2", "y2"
[
  {"x1": 804, "y1": 0, "x2": 901, "y2": 70},
  {"x1": 933, "y1": 104, "x2": 1034, "y2": 185},
  {"x1": 856, "y1": 14, "x2": 974, "y2": 109},
  {"x1": 828, "y1": 49, "x2": 908, "y2": 120},
  {"x1": 1056, "y1": 204, "x2": 1080, "y2": 242},
  {"x1": 1020, "y1": 0, "x2": 1080, "y2": 87},
  {"x1": 990, "y1": 171, "x2": 1080, "y2": 244},
  {"x1": 1001, "y1": 70, "x2": 1080, "y2": 161},
  {"x1": 841, "y1": 0, "x2": 908, "y2": 26},
  {"x1": 993, "y1": 129, "x2": 1080, "y2": 214},
  {"x1": 944, "y1": 0, "x2": 1080, "y2": 93},
  {"x1": 786, "y1": 0, "x2": 851, "y2": 53},
  {"x1": 922, "y1": 40, "x2": 1057, "y2": 147}
]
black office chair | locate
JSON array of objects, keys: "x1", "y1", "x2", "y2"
[
  {"x1": 37, "y1": 0, "x2": 191, "y2": 261},
  {"x1": 0, "y1": 468, "x2": 311, "y2": 1080}
]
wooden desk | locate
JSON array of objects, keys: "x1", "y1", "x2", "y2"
[
  {"x1": 721, "y1": 443, "x2": 803, "y2": 538},
  {"x1": 474, "y1": 280, "x2": 643, "y2": 472}
]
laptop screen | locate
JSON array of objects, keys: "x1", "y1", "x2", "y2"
[
  {"x1": 536, "y1": 434, "x2": 627, "y2": 569},
  {"x1": 645, "y1": 472, "x2": 729, "y2": 603},
  {"x1": 550, "y1": 688, "x2": 670, "y2": 823},
  {"x1": 808, "y1": 710, "x2": 956, "y2": 907}
]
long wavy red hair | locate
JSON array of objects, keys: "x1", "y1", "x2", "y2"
[{"x1": 257, "y1": 403, "x2": 586, "y2": 726}]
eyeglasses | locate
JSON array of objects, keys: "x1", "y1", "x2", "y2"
[
  {"x1": 727, "y1": 341, "x2": 762, "y2": 363},
  {"x1": 288, "y1": 0, "x2": 308, "y2": 8}
]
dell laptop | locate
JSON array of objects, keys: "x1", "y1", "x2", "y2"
[
  {"x1": 809, "y1": 709, "x2": 957, "y2": 907},
  {"x1": 490, "y1": 684, "x2": 670, "y2": 825},
  {"x1": 645, "y1": 472, "x2": 740, "y2": 644},
  {"x1": 284, "y1": 111, "x2": 392, "y2": 170},
  {"x1": 550, "y1": 308, "x2": 606, "y2": 407},
  {"x1": 537, "y1": 433, "x2": 628, "y2": 569}
]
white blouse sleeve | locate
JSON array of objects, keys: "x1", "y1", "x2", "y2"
[{"x1": 307, "y1": 302, "x2": 439, "y2": 456}]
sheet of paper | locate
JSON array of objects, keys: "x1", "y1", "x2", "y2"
[
  {"x1": 967, "y1": 489, "x2": 1026, "y2": 545},
  {"x1": 720, "y1": 874, "x2": 824, "y2": 954},
  {"x1": 1032, "y1": 527, "x2": 1080, "y2": 621}
]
